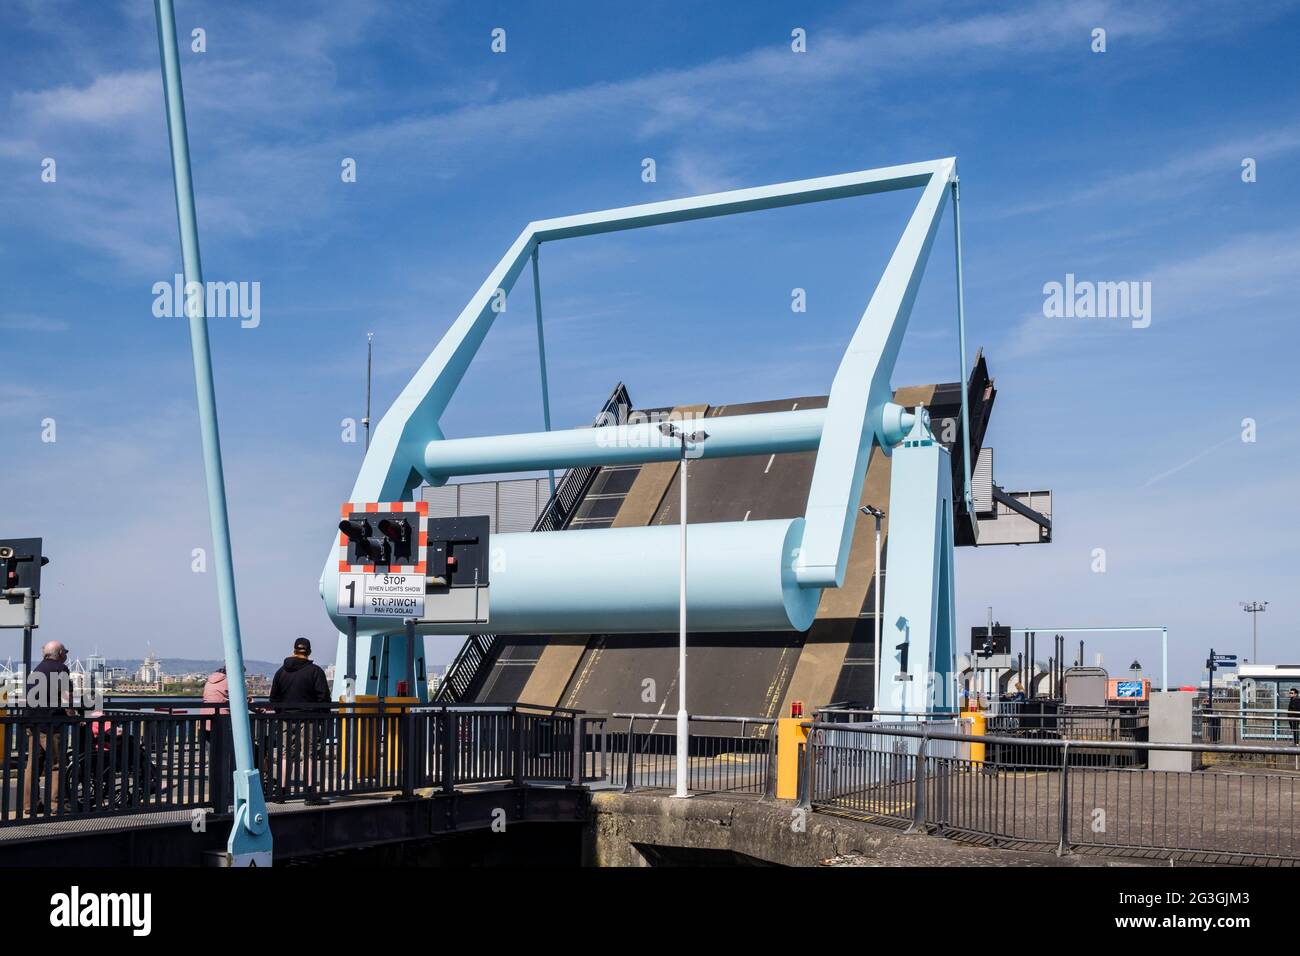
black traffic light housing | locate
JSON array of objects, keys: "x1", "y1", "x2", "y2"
[
  {"x1": 1, "y1": 537, "x2": 48, "y2": 594},
  {"x1": 971, "y1": 625, "x2": 1011, "y2": 656},
  {"x1": 339, "y1": 514, "x2": 417, "y2": 567},
  {"x1": 426, "y1": 515, "x2": 490, "y2": 588}
]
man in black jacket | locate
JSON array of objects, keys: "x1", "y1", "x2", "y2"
[
  {"x1": 269, "y1": 638, "x2": 331, "y2": 800},
  {"x1": 269, "y1": 638, "x2": 330, "y2": 707}
]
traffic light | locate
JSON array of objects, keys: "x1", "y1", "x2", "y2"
[
  {"x1": 337, "y1": 503, "x2": 426, "y2": 573},
  {"x1": 0, "y1": 538, "x2": 47, "y2": 593},
  {"x1": 333, "y1": 503, "x2": 490, "y2": 626},
  {"x1": 377, "y1": 517, "x2": 413, "y2": 554},
  {"x1": 1, "y1": 538, "x2": 48, "y2": 629},
  {"x1": 338, "y1": 519, "x2": 386, "y2": 564},
  {"x1": 970, "y1": 625, "x2": 1011, "y2": 656}
]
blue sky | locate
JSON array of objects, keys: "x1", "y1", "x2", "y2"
[{"x1": 1, "y1": 0, "x2": 1297, "y2": 683}]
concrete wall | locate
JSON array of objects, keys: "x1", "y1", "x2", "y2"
[{"x1": 582, "y1": 792, "x2": 1128, "y2": 867}]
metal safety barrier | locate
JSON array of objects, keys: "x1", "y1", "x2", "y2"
[
  {"x1": 607, "y1": 713, "x2": 776, "y2": 797},
  {"x1": 0, "y1": 702, "x2": 589, "y2": 827},
  {"x1": 800, "y1": 720, "x2": 1300, "y2": 864}
]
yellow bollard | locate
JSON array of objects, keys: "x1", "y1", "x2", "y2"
[
  {"x1": 775, "y1": 717, "x2": 810, "y2": 799},
  {"x1": 961, "y1": 710, "x2": 986, "y2": 764},
  {"x1": 341, "y1": 695, "x2": 418, "y2": 781}
]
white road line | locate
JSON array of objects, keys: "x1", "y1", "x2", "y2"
[{"x1": 764, "y1": 453, "x2": 775, "y2": 474}]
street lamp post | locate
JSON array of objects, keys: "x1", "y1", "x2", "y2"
[
  {"x1": 860, "y1": 505, "x2": 885, "y2": 708},
  {"x1": 1240, "y1": 601, "x2": 1268, "y2": 663},
  {"x1": 660, "y1": 421, "x2": 708, "y2": 799}
]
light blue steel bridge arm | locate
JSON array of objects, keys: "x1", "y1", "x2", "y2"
[{"x1": 320, "y1": 158, "x2": 961, "y2": 636}]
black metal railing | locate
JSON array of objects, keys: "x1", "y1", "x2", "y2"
[
  {"x1": 607, "y1": 713, "x2": 775, "y2": 797},
  {"x1": 0, "y1": 702, "x2": 592, "y2": 827},
  {"x1": 801, "y1": 720, "x2": 1300, "y2": 864},
  {"x1": 1, "y1": 709, "x2": 213, "y2": 823},
  {"x1": 15, "y1": 700, "x2": 1295, "y2": 864},
  {"x1": 812, "y1": 704, "x2": 1152, "y2": 766}
]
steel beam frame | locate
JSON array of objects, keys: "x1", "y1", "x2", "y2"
[
  {"x1": 877, "y1": 411, "x2": 958, "y2": 715},
  {"x1": 321, "y1": 158, "x2": 961, "y2": 647}
]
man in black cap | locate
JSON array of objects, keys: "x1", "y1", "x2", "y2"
[
  {"x1": 269, "y1": 638, "x2": 330, "y2": 706},
  {"x1": 269, "y1": 638, "x2": 331, "y2": 800}
]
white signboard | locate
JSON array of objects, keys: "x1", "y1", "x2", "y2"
[
  {"x1": 337, "y1": 573, "x2": 425, "y2": 619},
  {"x1": 0, "y1": 596, "x2": 38, "y2": 629}
]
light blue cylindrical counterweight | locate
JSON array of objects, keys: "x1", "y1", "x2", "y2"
[
  {"x1": 328, "y1": 519, "x2": 822, "y2": 636},
  {"x1": 488, "y1": 518, "x2": 819, "y2": 634}
]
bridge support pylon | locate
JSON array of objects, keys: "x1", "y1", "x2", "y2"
[{"x1": 876, "y1": 409, "x2": 958, "y2": 715}]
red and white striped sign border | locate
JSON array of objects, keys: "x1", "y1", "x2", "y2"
[{"x1": 338, "y1": 501, "x2": 429, "y2": 574}]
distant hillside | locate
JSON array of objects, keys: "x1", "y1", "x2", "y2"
[{"x1": 104, "y1": 658, "x2": 282, "y2": 678}]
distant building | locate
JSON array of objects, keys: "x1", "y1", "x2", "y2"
[
  {"x1": 137, "y1": 649, "x2": 164, "y2": 687},
  {"x1": 246, "y1": 673, "x2": 271, "y2": 696}
]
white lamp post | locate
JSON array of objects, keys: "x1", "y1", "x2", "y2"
[
  {"x1": 661, "y1": 420, "x2": 708, "y2": 798},
  {"x1": 860, "y1": 505, "x2": 885, "y2": 708}
]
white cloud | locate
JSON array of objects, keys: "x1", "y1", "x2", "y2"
[
  {"x1": 993, "y1": 126, "x2": 1300, "y2": 221},
  {"x1": 1142, "y1": 226, "x2": 1300, "y2": 317},
  {"x1": 13, "y1": 69, "x2": 157, "y2": 125},
  {"x1": 999, "y1": 225, "x2": 1300, "y2": 360},
  {"x1": 0, "y1": 312, "x2": 68, "y2": 332},
  {"x1": 0, "y1": 0, "x2": 1242, "y2": 272}
]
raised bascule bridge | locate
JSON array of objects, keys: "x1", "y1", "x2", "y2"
[
  {"x1": 320, "y1": 156, "x2": 1041, "y2": 724},
  {"x1": 8, "y1": 15, "x2": 1292, "y2": 865},
  {"x1": 5, "y1": 151, "x2": 1292, "y2": 867}
]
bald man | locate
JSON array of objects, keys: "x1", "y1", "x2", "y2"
[{"x1": 23, "y1": 640, "x2": 73, "y2": 815}]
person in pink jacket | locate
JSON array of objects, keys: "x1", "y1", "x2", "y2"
[{"x1": 202, "y1": 667, "x2": 230, "y2": 732}]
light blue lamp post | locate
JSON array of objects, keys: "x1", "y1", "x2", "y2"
[{"x1": 154, "y1": 0, "x2": 271, "y2": 865}]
